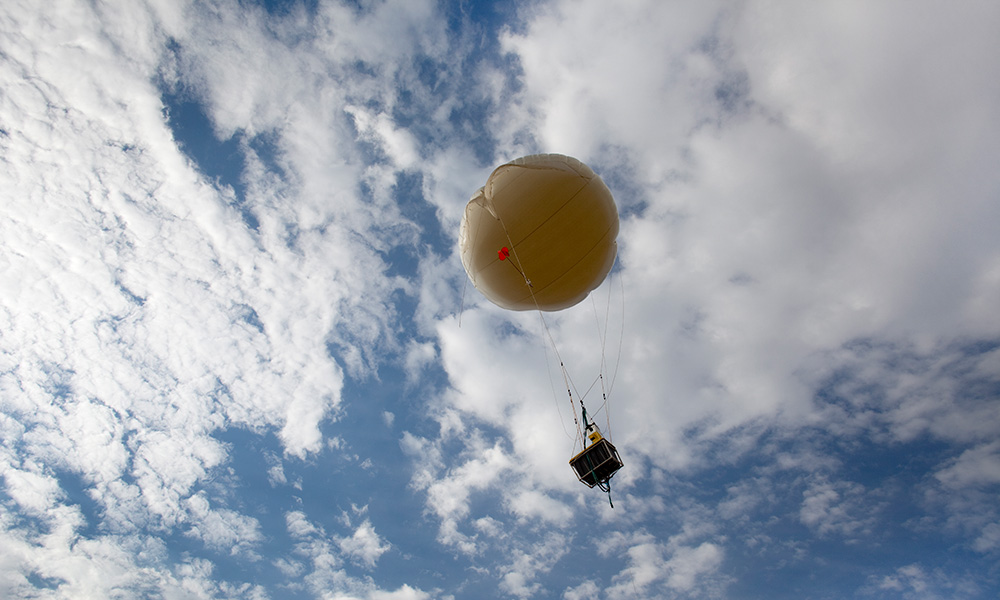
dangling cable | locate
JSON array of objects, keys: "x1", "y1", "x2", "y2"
[{"x1": 594, "y1": 471, "x2": 616, "y2": 508}]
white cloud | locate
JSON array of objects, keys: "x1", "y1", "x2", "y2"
[
  {"x1": 926, "y1": 440, "x2": 1000, "y2": 552},
  {"x1": 427, "y1": 0, "x2": 1000, "y2": 496},
  {"x1": 2, "y1": 0, "x2": 453, "y2": 592},
  {"x1": 266, "y1": 452, "x2": 288, "y2": 487},
  {"x1": 498, "y1": 532, "x2": 570, "y2": 599},
  {"x1": 0, "y1": 509, "x2": 265, "y2": 600},
  {"x1": 799, "y1": 477, "x2": 874, "y2": 539},
  {"x1": 973, "y1": 523, "x2": 1000, "y2": 553},
  {"x1": 606, "y1": 535, "x2": 725, "y2": 599},
  {"x1": 421, "y1": 438, "x2": 513, "y2": 553},
  {"x1": 1, "y1": 464, "x2": 64, "y2": 516},
  {"x1": 284, "y1": 510, "x2": 424, "y2": 600},
  {"x1": 340, "y1": 584, "x2": 432, "y2": 600},
  {"x1": 664, "y1": 542, "x2": 725, "y2": 592},
  {"x1": 878, "y1": 564, "x2": 930, "y2": 594},
  {"x1": 716, "y1": 477, "x2": 772, "y2": 522},
  {"x1": 286, "y1": 510, "x2": 319, "y2": 539},
  {"x1": 414, "y1": 0, "x2": 1000, "y2": 597},
  {"x1": 346, "y1": 105, "x2": 421, "y2": 170},
  {"x1": 498, "y1": 0, "x2": 726, "y2": 163},
  {"x1": 4, "y1": 0, "x2": 1000, "y2": 597},
  {"x1": 934, "y1": 441, "x2": 1000, "y2": 489},
  {"x1": 433, "y1": 306, "x2": 600, "y2": 491},
  {"x1": 870, "y1": 563, "x2": 983, "y2": 600},
  {"x1": 337, "y1": 520, "x2": 390, "y2": 569},
  {"x1": 403, "y1": 341, "x2": 437, "y2": 384},
  {"x1": 185, "y1": 492, "x2": 263, "y2": 556},
  {"x1": 563, "y1": 579, "x2": 600, "y2": 600},
  {"x1": 506, "y1": 489, "x2": 573, "y2": 527}
]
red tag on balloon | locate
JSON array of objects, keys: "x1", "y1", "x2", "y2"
[{"x1": 498, "y1": 247, "x2": 510, "y2": 261}]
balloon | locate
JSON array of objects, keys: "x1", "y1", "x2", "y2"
[{"x1": 459, "y1": 154, "x2": 619, "y2": 311}]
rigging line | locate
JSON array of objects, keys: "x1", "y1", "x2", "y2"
[
  {"x1": 596, "y1": 267, "x2": 625, "y2": 443},
  {"x1": 522, "y1": 283, "x2": 596, "y2": 446},
  {"x1": 544, "y1": 315, "x2": 588, "y2": 447},
  {"x1": 586, "y1": 268, "x2": 618, "y2": 440},
  {"x1": 543, "y1": 327, "x2": 576, "y2": 442},
  {"x1": 502, "y1": 252, "x2": 528, "y2": 281},
  {"x1": 535, "y1": 308, "x2": 584, "y2": 446},
  {"x1": 589, "y1": 265, "x2": 612, "y2": 349},
  {"x1": 593, "y1": 275, "x2": 614, "y2": 361},
  {"x1": 589, "y1": 285, "x2": 611, "y2": 432},
  {"x1": 590, "y1": 292, "x2": 609, "y2": 406},
  {"x1": 603, "y1": 268, "x2": 617, "y2": 440},
  {"x1": 591, "y1": 376, "x2": 609, "y2": 415},
  {"x1": 491, "y1": 205, "x2": 584, "y2": 445},
  {"x1": 601, "y1": 386, "x2": 612, "y2": 443},
  {"x1": 605, "y1": 262, "x2": 626, "y2": 400},
  {"x1": 459, "y1": 270, "x2": 468, "y2": 327},
  {"x1": 592, "y1": 261, "x2": 611, "y2": 385},
  {"x1": 578, "y1": 373, "x2": 603, "y2": 404}
]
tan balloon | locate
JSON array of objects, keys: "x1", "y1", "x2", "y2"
[{"x1": 459, "y1": 154, "x2": 619, "y2": 311}]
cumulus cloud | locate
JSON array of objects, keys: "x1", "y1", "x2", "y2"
[
  {"x1": 563, "y1": 579, "x2": 600, "y2": 600},
  {"x1": 498, "y1": 532, "x2": 570, "y2": 599},
  {"x1": 935, "y1": 441, "x2": 1000, "y2": 489},
  {"x1": 605, "y1": 535, "x2": 725, "y2": 599},
  {"x1": 284, "y1": 510, "x2": 416, "y2": 599},
  {"x1": 799, "y1": 477, "x2": 875, "y2": 539},
  {"x1": 185, "y1": 492, "x2": 263, "y2": 556},
  {"x1": 870, "y1": 563, "x2": 984, "y2": 599},
  {"x1": 337, "y1": 520, "x2": 391, "y2": 568},
  {"x1": 926, "y1": 440, "x2": 1000, "y2": 552},
  {"x1": 419, "y1": 437, "x2": 513, "y2": 553}
]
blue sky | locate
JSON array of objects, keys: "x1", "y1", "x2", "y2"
[{"x1": 2, "y1": 0, "x2": 1000, "y2": 598}]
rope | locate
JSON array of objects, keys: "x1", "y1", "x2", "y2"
[
  {"x1": 583, "y1": 264, "x2": 624, "y2": 443},
  {"x1": 459, "y1": 270, "x2": 468, "y2": 328},
  {"x1": 606, "y1": 266, "x2": 626, "y2": 401},
  {"x1": 598, "y1": 275, "x2": 612, "y2": 439},
  {"x1": 579, "y1": 373, "x2": 603, "y2": 404},
  {"x1": 490, "y1": 202, "x2": 585, "y2": 447},
  {"x1": 544, "y1": 340, "x2": 576, "y2": 442}
]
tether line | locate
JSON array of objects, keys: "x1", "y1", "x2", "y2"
[{"x1": 491, "y1": 201, "x2": 585, "y2": 447}]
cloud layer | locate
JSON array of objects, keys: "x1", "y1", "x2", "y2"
[{"x1": 2, "y1": 0, "x2": 999, "y2": 598}]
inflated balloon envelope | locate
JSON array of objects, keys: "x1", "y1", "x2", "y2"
[
  {"x1": 459, "y1": 154, "x2": 624, "y2": 504},
  {"x1": 459, "y1": 154, "x2": 619, "y2": 312}
]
